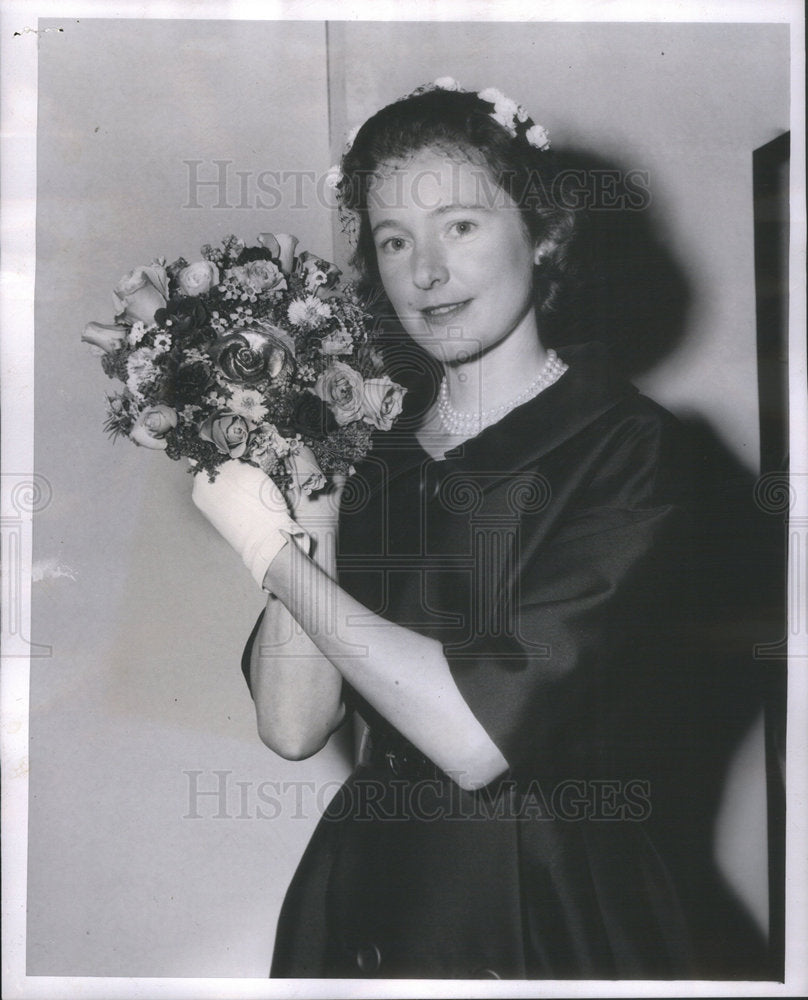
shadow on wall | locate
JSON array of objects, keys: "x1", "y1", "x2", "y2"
[
  {"x1": 650, "y1": 419, "x2": 785, "y2": 979},
  {"x1": 542, "y1": 147, "x2": 692, "y2": 377}
]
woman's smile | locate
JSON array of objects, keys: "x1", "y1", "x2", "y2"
[{"x1": 420, "y1": 299, "x2": 473, "y2": 323}]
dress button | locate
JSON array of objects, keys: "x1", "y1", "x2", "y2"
[{"x1": 356, "y1": 942, "x2": 382, "y2": 974}]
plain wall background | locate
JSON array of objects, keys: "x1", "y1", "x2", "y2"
[{"x1": 29, "y1": 18, "x2": 788, "y2": 977}]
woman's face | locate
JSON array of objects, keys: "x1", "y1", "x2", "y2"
[{"x1": 367, "y1": 149, "x2": 540, "y2": 366}]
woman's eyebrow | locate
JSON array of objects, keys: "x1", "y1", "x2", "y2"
[
  {"x1": 371, "y1": 202, "x2": 492, "y2": 236},
  {"x1": 370, "y1": 219, "x2": 405, "y2": 237},
  {"x1": 432, "y1": 202, "x2": 491, "y2": 215}
]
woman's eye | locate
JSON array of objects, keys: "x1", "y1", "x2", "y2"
[
  {"x1": 379, "y1": 236, "x2": 408, "y2": 254},
  {"x1": 449, "y1": 220, "x2": 477, "y2": 237}
]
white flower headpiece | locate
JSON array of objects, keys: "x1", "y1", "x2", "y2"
[{"x1": 326, "y1": 77, "x2": 551, "y2": 190}]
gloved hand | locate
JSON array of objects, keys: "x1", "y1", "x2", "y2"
[{"x1": 191, "y1": 460, "x2": 310, "y2": 590}]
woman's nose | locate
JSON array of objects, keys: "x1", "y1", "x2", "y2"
[{"x1": 411, "y1": 242, "x2": 449, "y2": 290}]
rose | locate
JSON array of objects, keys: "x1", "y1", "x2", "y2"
[
  {"x1": 161, "y1": 361, "x2": 212, "y2": 405},
  {"x1": 212, "y1": 324, "x2": 295, "y2": 385},
  {"x1": 130, "y1": 405, "x2": 178, "y2": 450},
  {"x1": 361, "y1": 376, "x2": 407, "y2": 430},
  {"x1": 199, "y1": 410, "x2": 252, "y2": 459},
  {"x1": 286, "y1": 445, "x2": 326, "y2": 498},
  {"x1": 291, "y1": 393, "x2": 338, "y2": 439},
  {"x1": 230, "y1": 259, "x2": 287, "y2": 295},
  {"x1": 153, "y1": 296, "x2": 209, "y2": 336},
  {"x1": 82, "y1": 321, "x2": 128, "y2": 354},
  {"x1": 113, "y1": 265, "x2": 169, "y2": 325},
  {"x1": 176, "y1": 260, "x2": 219, "y2": 297},
  {"x1": 313, "y1": 361, "x2": 365, "y2": 426}
]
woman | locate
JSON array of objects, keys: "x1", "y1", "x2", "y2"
[{"x1": 193, "y1": 81, "x2": 764, "y2": 979}]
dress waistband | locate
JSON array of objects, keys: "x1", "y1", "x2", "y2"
[{"x1": 357, "y1": 727, "x2": 445, "y2": 782}]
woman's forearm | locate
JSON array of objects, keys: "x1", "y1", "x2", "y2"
[
  {"x1": 248, "y1": 534, "x2": 344, "y2": 759},
  {"x1": 265, "y1": 536, "x2": 509, "y2": 790}
]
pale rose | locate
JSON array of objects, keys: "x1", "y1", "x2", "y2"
[
  {"x1": 361, "y1": 376, "x2": 407, "y2": 431},
  {"x1": 231, "y1": 259, "x2": 287, "y2": 295},
  {"x1": 433, "y1": 76, "x2": 462, "y2": 91},
  {"x1": 82, "y1": 321, "x2": 128, "y2": 354},
  {"x1": 286, "y1": 444, "x2": 326, "y2": 497},
  {"x1": 177, "y1": 260, "x2": 219, "y2": 297},
  {"x1": 313, "y1": 361, "x2": 364, "y2": 426},
  {"x1": 199, "y1": 410, "x2": 252, "y2": 459},
  {"x1": 113, "y1": 264, "x2": 169, "y2": 325},
  {"x1": 130, "y1": 405, "x2": 178, "y2": 450}
]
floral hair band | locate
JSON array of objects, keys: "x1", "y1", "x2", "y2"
[{"x1": 326, "y1": 77, "x2": 551, "y2": 192}]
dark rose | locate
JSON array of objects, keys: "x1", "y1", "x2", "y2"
[
  {"x1": 154, "y1": 296, "x2": 209, "y2": 335},
  {"x1": 291, "y1": 393, "x2": 338, "y2": 439},
  {"x1": 160, "y1": 361, "x2": 212, "y2": 405},
  {"x1": 212, "y1": 325, "x2": 295, "y2": 385},
  {"x1": 235, "y1": 246, "x2": 275, "y2": 265}
]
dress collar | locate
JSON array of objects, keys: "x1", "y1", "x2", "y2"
[{"x1": 423, "y1": 341, "x2": 638, "y2": 475}]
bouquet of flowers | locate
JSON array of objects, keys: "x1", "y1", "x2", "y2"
[{"x1": 82, "y1": 233, "x2": 406, "y2": 495}]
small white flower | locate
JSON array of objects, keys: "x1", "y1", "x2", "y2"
[
  {"x1": 251, "y1": 423, "x2": 294, "y2": 461},
  {"x1": 344, "y1": 124, "x2": 361, "y2": 151},
  {"x1": 127, "y1": 321, "x2": 148, "y2": 347},
  {"x1": 153, "y1": 332, "x2": 172, "y2": 353},
  {"x1": 525, "y1": 124, "x2": 551, "y2": 150},
  {"x1": 288, "y1": 296, "x2": 333, "y2": 329},
  {"x1": 180, "y1": 404, "x2": 201, "y2": 424},
  {"x1": 433, "y1": 76, "x2": 462, "y2": 91},
  {"x1": 205, "y1": 391, "x2": 230, "y2": 409},
  {"x1": 228, "y1": 387, "x2": 269, "y2": 423},
  {"x1": 478, "y1": 87, "x2": 507, "y2": 106},
  {"x1": 125, "y1": 356, "x2": 157, "y2": 399}
]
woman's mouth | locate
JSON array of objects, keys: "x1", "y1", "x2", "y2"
[{"x1": 420, "y1": 300, "x2": 472, "y2": 323}]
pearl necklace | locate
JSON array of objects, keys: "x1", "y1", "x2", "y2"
[{"x1": 437, "y1": 349, "x2": 568, "y2": 437}]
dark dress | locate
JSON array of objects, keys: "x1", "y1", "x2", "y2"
[{"x1": 244, "y1": 342, "x2": 768, "y2": 980}]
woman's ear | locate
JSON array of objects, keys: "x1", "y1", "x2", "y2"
[{"x1": 533, "y1": 237, "x2": 557, "y2": 266}]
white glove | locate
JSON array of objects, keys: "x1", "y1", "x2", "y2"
[{"x1": 191, "y1": 460, "x2": 310, "y2": 590}]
